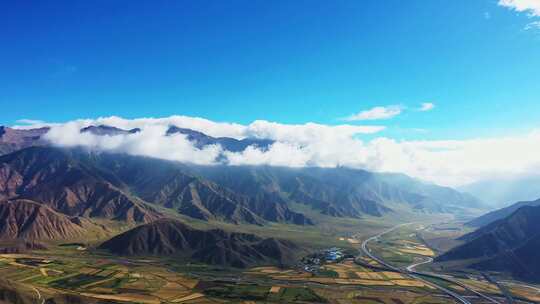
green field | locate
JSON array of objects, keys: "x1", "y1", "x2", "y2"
[{"x1": 0, "y1": 219, "x2": 537, "y2": 303}]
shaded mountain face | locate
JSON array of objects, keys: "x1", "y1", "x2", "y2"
[
  {"x1": 0, "y1": 147, "x2": 162, "y2": 224},
  {"x1": 166, "y1": 126, "x2": 273, "y2": 152},
  {"x1": 467, "y1": 198, "x2": 540, "y2": 227},
  {"x1": 436, "y1": 205, "x2": 540, "y2": 282},
  {"x1": 78, "y1": 151, "x2": 312, "y2": 225},
  {"x1": 0, "y1": 146, "x2": 310, "y2": 226},
  {"x1": 191, "y1": 166, "x2": 482, "y2": 218},
  {"x1": 99, "y1": 219, "x2": 302, "y2": 268},
  {"x1": 0, "y1": 126, "x2": 49, "y2": 155}
]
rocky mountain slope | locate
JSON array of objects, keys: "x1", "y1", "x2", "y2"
[
  {"x1": 0, "y1": 125, "x2": 484, "y2": 244},
  {"x1": 436, "y1": 205, "x2": 540, "y2": 282},
  {"x1": 193, "y1": 166, "x2": 483, "y2": 218},
  {"x1": 0, "y1": 147, "x2": 162, "y2": 224},
  {"x1": 0, "y1": 199, "x2": 91, "y2": 240},
  {"x1": 99, "y1": 218, "x2": 302, "y2": 268},
  {"x1": 76, "y1": 151, "x2": 311, "y2": 225}
]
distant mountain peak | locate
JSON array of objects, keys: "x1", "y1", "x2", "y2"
[
  {"x1": 166, "y1": 125, "x2": 274, "y2": 152},
  {"x1": 80, "y1": 124, "x2": 141, "y2": 136}
]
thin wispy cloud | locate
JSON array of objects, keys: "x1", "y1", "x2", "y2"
[
  {"x1": 498, "y1": 0, "x2": 540, "y2": 17},
  {"x1": 419, "y1": 102, "x2": 435, "y2": 112},
  {"x1": 15, "y1": 119, "x2": 46, "y2": 125},
  {"x1": 498, "y1": 0, "x2": 540, "y2": 31},
  {"x1": 525, "y1": 20, "x2": 540, "y2": 30},
  {"x1": 343, "y1": 105, "x2": 403, "y2": 121}
]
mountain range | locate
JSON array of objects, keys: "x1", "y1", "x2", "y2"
[
  {"x1": 437, "y1": 201, "x2": 540, "y2": 282},
  {"x1": 0, "y1": 124, "x2": 485, "y2": 267}
]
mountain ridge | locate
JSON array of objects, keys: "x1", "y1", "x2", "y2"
[
  {"x1": 98, "y1": 218, "x2": 303, "y2": 268},
  {"x1": 436, "y1": 204, "x2": 540, "y2": 282}
]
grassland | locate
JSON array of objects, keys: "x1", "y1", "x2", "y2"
[
  {"x1": 2, "y1": 217, "x2": 539, "y2": 303},
  {"x1": 0, "y1": 242, "x2": 456, "y2": 304}
]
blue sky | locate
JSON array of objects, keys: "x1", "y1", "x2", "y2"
[{"x1": 1, "y1": 0, "x2": 539, "y2": 140}]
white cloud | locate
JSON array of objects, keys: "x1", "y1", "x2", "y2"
[
  {"x1": 343, "y1": 105, "x2": 402, "y2": 121},
  {"x1": 498, "y1": 0, "x2": 540, "y2": 16},
  {"x1": 18, "y1": 116, "x2": 540, "y2": 188},
  {"x1": 15, "y1": 119, "x2": 47, "y2": 125},
  {"x1": 525, "y1": 20, "x2": 540, "y2": 29},
  {"x1": 419, "y1": 102, "x2": 435, "y2": 112},
  {"x1": 35, "y1": 116, "x2": 384, "y2": 167},
  {"x1": 44, "y1": 121, "x2": 222, "y2": 165}
]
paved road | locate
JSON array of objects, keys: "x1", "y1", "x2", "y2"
[
  {"x1": 484, "y1": 273, "x2": 515, "y2": 304},
  {"x1": 406, "y1": 257, "x2": 433, "y2": 272},
  {"x1": 361, "y1": 223, "x2": 505, "y2": 304},
  {"x1": 31, "y1": 286, "x2": 45, "y2": 304},
  {"x1": 360, "y1": 223, "x2": 473, "y2": 304}
]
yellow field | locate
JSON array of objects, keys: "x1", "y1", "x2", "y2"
[
  {"x1": 347, "y1": 238, "x2": 360, "y2": 244},
  {"x1": 459, "y1": 279, "x2": 499, "y2": 294},
  {"x1": 355, "y1": 272, "x2": 372, "y2": 279},
  {"x1": 79, "y1": 267, "x2": 97, "y2": 274},
  {"x1": 80, "y1": 292, "x2": 161, "y2": 304},
  {"x1": 380, "y1": 271, "x2": 405, "y2": 279},
  {"x1": 269, "y1": 286, "x2": 281, "y2": 293},
  {"x1": 171, "y1": 292, "x2": 205, "y2": 303},
  {"x1": 399, "y1": 247, "x2": 435, "y2": 257},
  {"x1": 152, "y1": 283, "x2": 189, "y2": 299},
  {"x1": 391, "y1": 279, "x2": 430, "y2": 288},
  {"x1": 509, "y1": 287, "x2": 540, "y2": 302}
]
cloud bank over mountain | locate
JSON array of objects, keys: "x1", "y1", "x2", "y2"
[{"x1": 14, "y1": 116, "x2": 540, "y2": 187}]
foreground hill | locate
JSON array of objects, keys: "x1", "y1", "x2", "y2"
[
  {"x1": 99, "y1": 219, "x2": 302, "y2": 268},
  {"x1": 467, "y1": 197, "x2": 540, "y2": 227},
  {"x1": 436, "y1": 205, "x2": 540, "y2": 282}
]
